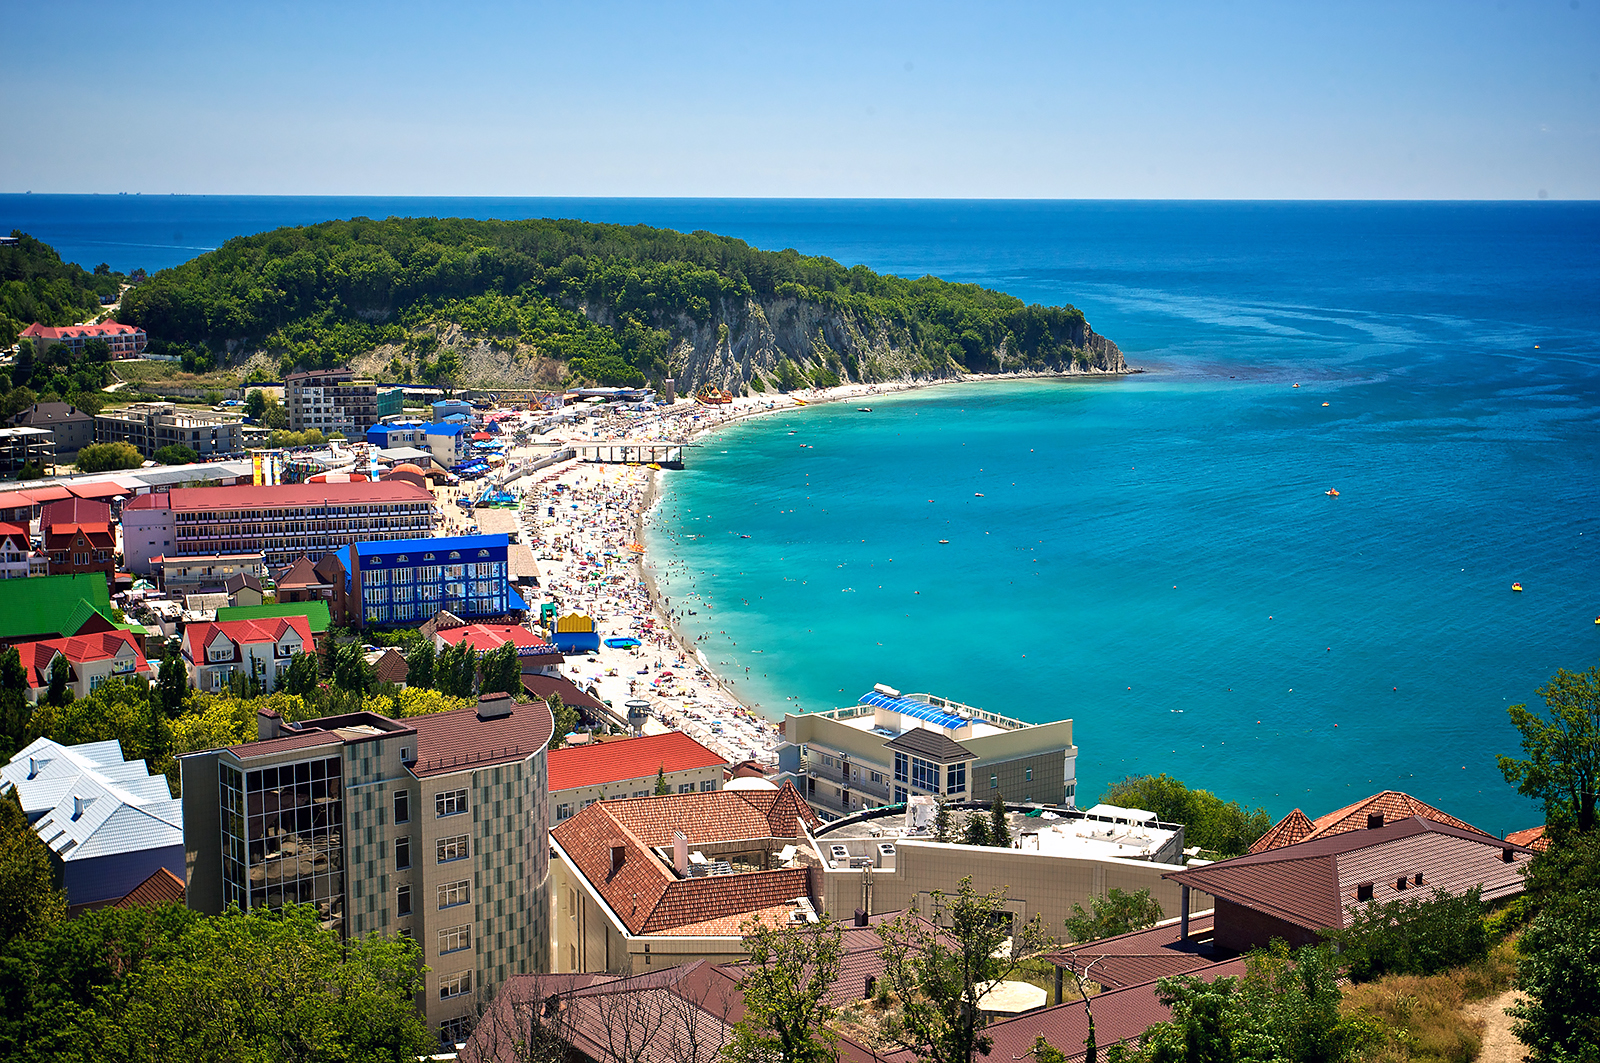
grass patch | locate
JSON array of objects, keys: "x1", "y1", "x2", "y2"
[
  {"x1": 1342, "y1": 939, "x2": 1517, "y2": 1063},
  {"x1": 112, "y1": 360, "x2": 243, "y2": 389}
]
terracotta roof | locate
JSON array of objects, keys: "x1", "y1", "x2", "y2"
[
  {"x1": 0, "y1": 522, "x2": 28, "y2": 549},
  {"x1": 367, "y1": 648, "x2": 409, "y2": 685},
  {"x1": 14, "y1": 630, "x2": 149, "y2": 689},
  {"x1": 162, "y1": 481, "x2": 432, "y2": 512},
  {"x1": 182, "y1": 615, "x2": 312, "y2": 665},
  {"x1": 1253, "y1": 791, "x2": 1491, "y2": 854},
  {"x1": 122, "y1": 493, "x2": 170, "y2": 511},
  {"x1": 43, "y1": 523, "x2": 115, "y2": 550},
  {"x1": 549, "y1": 731, "x2": 727, "y2": 793},
  {"x1": 550, "y1": 783, "x2": 819, "y2": 935},
  {"x1": 520, "y1": 673, "x2": 602, "y2": 714},
  {"x1": 1167, "y1": 817, "x2": 1535, "y2": 933},
  {"x1": 1047, "y1": 914, "x2": 1223, "y2": 991},
  {"x1": 21, "y1": 321, "x2": 143, "y2": 340},
  {"x1": 1248, "y1": 808, "x2": 1317, "y2": 853},
  {"x1": 406, "y1": 698, "x2": 555, "y2": 777},
  {"x1": 1504, "y1": 825, "x2": 1549, "y2": 852},
  {"x1": 272, "y1": 556, "x2": 330, "y2": 589},
  {"x1": 436, "y1": 622, "x2": 557, "y2": 654},
  {"x1": 111, "y1": 866, "x2": 186, "y2": 908},
  {"x1": 41, "y1": 497, "x2": 111, "y2": 528}
]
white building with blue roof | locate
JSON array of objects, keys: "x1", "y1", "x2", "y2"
[
  {"x1": 1, "y1": 737, "x2": 184, "y2": 909},
  {"x1": 778, "y1": 683, "x2": 1078, "y2": 821}
]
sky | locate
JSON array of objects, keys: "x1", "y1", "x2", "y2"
[{"x1": 3, "y1": 0, "x2": 1596, "y2": 199}]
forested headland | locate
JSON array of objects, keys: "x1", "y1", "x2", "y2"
[
  {"x1": 113, "y1": 216, "x2": 1125, "y2": 392},
  {"x1": 0, "y1": 232, "x2": 131, "y2": 349}
]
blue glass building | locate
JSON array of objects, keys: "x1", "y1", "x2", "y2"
[{"x1": 338, "y1": 534, "x2": 528, "y2": 628}]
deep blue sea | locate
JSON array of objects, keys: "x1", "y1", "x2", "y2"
[{"x1": 5, "y1": 195, "x2": 1597, "y2": 835}]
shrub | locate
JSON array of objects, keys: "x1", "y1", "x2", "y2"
[{"x1": 1329, "y1": 887, "x2": 1488, "y2": 983}]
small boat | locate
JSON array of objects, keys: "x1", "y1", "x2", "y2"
[
  {"x1": 1293, "y1": 383, "x2": 1300, "y2": 388},
  {"x1": 938, "y1": 539, "x2": 950, "y2": 544},
  {"x1": 1512, "y1": 583, "x2": 1523, "y2": 592},
  {"x1": 974, "y1": 492, "x2": 985, "y2": 497},
  {"x1": 858, "y1": 407, "x2": 873, "y2": 412},
  {"x1": 1325, "y1": 488, "x2": 1340, "y2": 497},
  {"x1": 793, "y1": 398, "x2": 808, "y2": 406}
]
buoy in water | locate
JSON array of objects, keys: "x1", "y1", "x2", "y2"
[{"x1": 1512, "y1": 582, "x2": 1523, "y2": 592}]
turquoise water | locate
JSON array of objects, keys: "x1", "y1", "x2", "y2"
[{"x1": 5, "y1": 195, "x2": 1596, "y2": 833}]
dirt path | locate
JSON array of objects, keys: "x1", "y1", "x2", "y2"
[{"x1": 1464, "y1": 989, "x2": 1525, "y2": 1063}]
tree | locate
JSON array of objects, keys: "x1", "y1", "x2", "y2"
[
  {"x1": 479, "y1": 642, "x2": 521, "y2": 697},
  {"x1": 32, "y1": 678, "x2": 163, "y2": 763},
  {"x1": 404, "y1": 638, "x2": 435, "y2": 690},
  {"x1": 547, "y1": 693, "x2": 577, "y2": 749},
  {"x1": 14, "y1": 462, "x2": 44, "y2": 481},
  {"x1": 960, "y1": 810, "x2": 990, "y2": 847},
  {"x1": 244, "y1": 389, "x2": 267, "y2": 420},
  {"x1": 436, "y1": 640, "x2": 477, "y2": 699},
  {"x1": 934, "y1": 796, "x2": 953, "y2": 843},
  {"x1": 990, "y1": 793, "x2": 1010, "y2": 847},
  {"x1": 727, "y1": 914, "x2": 844, "y2": 1063},
  {"x1": 45, "y1": 656, "x2": 72, "y2": 709},
  {"x1": 1100, "y1": 774, "x2": 1272, "y2": 858},
  {"x1": 875, "y1": 877, "x2": 1053, "y2": 1063},
  {"x1": 156, "y1": 642, "x2": 189, "y2": 717},
  {"x1": 1498, "y1": 663, "x2": 1600, "y2": 834},
  {"x1": 655, "y1": 765, "x2": 669, "y2": 796},
  {"x1": 1064, "y1": 888, "x2": 1165, "y2": 944},
  {"x1": 0, "y1": 788, "x2": 65, "y2": 946},
  {"x1": 1509, "y1": 901, "x2": 1600, "y2": 1063},
  {"x1": 330, "y1": 642, "x2": 374, "y2": 695},
  {"x1": 0, "y1": 647, "x2": 32, "y2": 763},
  {"x1": 153, "y1": 444, "x2": 199, "y2": 465},
  {"x1": 75, "y1": 441, "x2": 143, "y2": 473},
  {"x1": 282, "y1": 651, "x2": 320, "y2": 697},
  {"x1": 1326, "y1": 887, "x2": 1487, "y2": 982}
]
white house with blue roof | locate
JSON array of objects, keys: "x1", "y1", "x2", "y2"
[
  {"x1": 1, "y1": 737, "x2": 184, "y2": 909},
  {"x1": 777, "y1": 683, "x2": 1078, "y2": 821},
  {"x1": 422, "y1": 422, "x2": 470, "y2": 467},
  {"x1": 336, "y1": 533, "x2": 528, "y2": 628}
]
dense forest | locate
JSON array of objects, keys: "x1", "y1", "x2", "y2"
[
  {"x1": 116, "y1": 217, "x2": 1119, "y2": 389},
  {"x1": 0, "y1": 232, "x2": 130, "y2": 349}
]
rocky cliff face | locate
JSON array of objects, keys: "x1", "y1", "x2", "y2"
[{"x1": 585, "y1": 293, "x2": 1124, "y2": 395}]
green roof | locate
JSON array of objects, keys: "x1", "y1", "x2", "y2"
[
  {"x1": 216, "y1": 601, "x2": 331, "y2": 634},
  {"x1": 0, "y1": 574, "x2": 114, "y2": 640}
]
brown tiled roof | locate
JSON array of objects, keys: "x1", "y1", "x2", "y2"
[
  {"x1": 274, "y1": 555, "x2": 333, "y2": 589},
  {"x1": 112, "y1": 867, "x2": 186, "y2": 908},
  {"x1": 41, "y1": 497, "x2": 111, "y2": 529},
  {"x1": 369, "y1": 648, "x2": 409, "y2": 685},
  {"x1": 1504, "y1": 825, "x2": 1549, "y2": 852},
  {"x1": 1248, "y1": 808, "x2": 1316, "y2": 854},
  {"x1": 1046, "y1": 914, "x2": 1224, "y2": 991},
  {"x1": 883, "y1": 727, "x2": 976, "y2": 762},
  {"x1": 1166, "y1": 817, "x2": 1534, "y2": 932},
  {"x1": 521, "y1": 673, "x2": 604, "y2": 714},
  {"x1": 550, "y1": 782, "x2": 818, "y2": 935},
  {"x1": 407, "y1": 698, "x2": 556, "y2": 777}
]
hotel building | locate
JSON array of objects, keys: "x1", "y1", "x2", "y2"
[
  {"x1": 95, "y1": 402, "x2": 244, "y2": 459},
  {"x1": 20, "y1": 320, "x2": 148, "y2": 359},
  {"x1": 779, "y1": 685, "x2": 1078, "y2": 821},
  {"x1": 286, "y1": 369, "x2": 402, "y2": 436},
  {"x1": 121, "y1": 482, "x2": 436, "y2": 572},
  {"x1": 180, "y1": 695, "x2": 554, "y2": 1046},
  {"x1": 338, "y1": 534, "x2": 526, "y2": 628}
]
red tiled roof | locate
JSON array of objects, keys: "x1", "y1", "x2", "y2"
[
  {"x1": 548, "y1": 732, "x2": 727, "y2": 792},
  {"x1": 0, "y1": 522, "x2": 27, "y2": 549},
  {"x1": 42, "y1": 497, "x2": 111, "y2": 528},
  {"x1": 163, "y1": 481, "x2": 432, "y2": 512},
  {"x1": 1504, "y1": 825, "x2": 1549, "y2": 852},
  {"x1": 21, "y1": 320, "x2": 143, "y2": 340},
  {"x1": 1251, "y1": 792, "x2": 1492, "y2": 854},
  {"x1": 14, "y1": 630, "x2": 149, "y2": 688},
  {"x1": 550, "y1": 782, "x2": 819, "y2": 935},
  {"x1": 1248, "y1": 808, "x2": 1316, "y2": 854},
  {"x1": 112, "y1": 867, "x2": 186, "y2": 908},
  {"x1": 43, "y1": 523, "x2": 115, "y2": 551},
  {"x1": 406, "y1": 698, "x2": 556, "y2": 777},
  {"x1": 436, "y1": 623, "x2": 556, "y2": 654},
  {"x1": 182, "y1": 615, "x2": 312, "y2": 665},
  {"x1": 1167, "y1": 817, "x2": 1535, "y2": 933},
  {"x1": 65, "y1": 481, "x2": 129, "y2": 501}
]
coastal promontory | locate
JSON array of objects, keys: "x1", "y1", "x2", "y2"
[{"x1": 114, "y1": 217, "x2": 1124, "y2": 392}]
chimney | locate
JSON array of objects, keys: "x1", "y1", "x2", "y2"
[
  {"x1": 1366, "y1": 813, "x2": 1385, "y2": 830},
  {"x1": 72, "y1": 795, "x2": 90, "y2": 820},
  {"x1": 257, "y1": 707, "x2": 282, "y2": 741},
  {"x1": 609, "y1": 840, "x2": 626, "y2": 876},
  {"x1": 672, "y1": 830, "x2": 688, "y2": 874},
  {"x1": 27, "y1": 757, "x2": 41, "y2": 779},
  {"x1": 854, "y1": 907, "x2": 868, "y2": 928},
  {"x1": 477, "y1": 692, "x2": 514, "y2": 720}
]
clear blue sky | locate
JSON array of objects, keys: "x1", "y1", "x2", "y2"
[{"x1": 4, "y1": 0, "x2": 1595, "y2": 198}]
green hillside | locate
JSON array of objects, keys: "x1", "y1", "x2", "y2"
[{"x1": 1, "y1": 232, "x2": 128, "y2": 347}]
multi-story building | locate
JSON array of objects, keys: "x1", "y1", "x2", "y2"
[
  {"x1": 0, "y1": 522, "x2": 32, "y2": 579},
  {"x1": 95, "y1": 402, "x2": 244, "y2": 459},
  {"x1": 0, "y1": 427, "x2": 54, "y2": 475},
  {"x1": 155, "y1": 551, "x2": 267, "y2": 595},
  {"x1": 180, "y1": 615, "x2": 312, "y2": 693},
  {"x1": 180, "y1": 694, "x2": 555, "y2": 1045},
  {"x1": 365, "y1": 421, "x2": 429, "y2": 449},
  {"x1": 9, "y1": 403, "x2": 95, "y2": 460},
  {"x1": 20, "y1": 320, "x2": 148, "y2": 359},
  {"x1": 40, "y1": 498, "x2": 116, "y2": 583},
  {"x1": 120, "y1": 482, "x2": 436, "y2": 572},
  {"x1": 14, "y1": 630, "x2": 151, "y2": 701},
  {"x1": 779, "y1": 684, "x2": 1078, "y2": 821},
  {"x1": 548, "y1": 731, "x2": 727, "y2": 825},
  {"x1": 338, "y1": 534, "x2": 526, "y2": 628},
  {"x1": 286, "y1": 369, "x2": 400, "y2": 437},
  {"x1": 422, "y1": 423, "x2": 469, "y2": 468}
]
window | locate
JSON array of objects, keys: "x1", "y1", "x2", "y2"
[
  {"x1": 437, "y1": 834, "x2": 469, "y2": 863},
  {"x1": 438, "y1": 880, "x2": 471, "y2": 909},
  {"x1": 946, "y1": 762, "x2": 966, "y2": 793},
  {"x1": 678, "y1": 783, "x2": 694, "y2": 794},
  {"x1": 821, "y1": 753, "x2": 834, "y2": 768},
  {"x1": 439, "y1": 972, "x2": 471, "y2": 1000},
  {"x1": 439, "y1": 924, "x2": 471, "y2": 954},
  {"x1": 397, "y1": 885, "x2": 412, "y2": 916},
  {"x1": 700, "y1": 780, "x2": 715, "y2": 792},
  {"x1": 990, "y1": 774, "x2": 999, "y2": 790},
  {"x1": 1025, "y1": 768, "x2": 1033, "y2": 782},
  {"x1": 396, "y1": 836, "x2": 411, "y2": 869},
  {"x1": 893, "y1": 752, "x2": 908, "y2": 783},
  {"x1": 556, "y1": 802, "x2": 573, "y2": 821},
  {"x1": 439, "y1": 1016, "x2": 472, "y2": 1049},
  {"x1": 436, "y1": 788, "x2": 469, "y2": 817},
  {"x1": 393, "y1": 789, "x2": 409, "y2": 823},
  {"x1": 869, "y1": 771, "x2": 883, "y2": 784},
  {"x1": 910, "y1": 756, "x2": 938, "y2": 792},
  {"x1": 894, "y1": 786, "x2": 908, "y2": 803}
]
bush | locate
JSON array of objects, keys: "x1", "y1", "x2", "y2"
[
  {"x1": 1329, "y1": 887, "x2": 1488, "y2": 983},
  {"x1": 153, "y1": 444, "x2": 199, "y2": 465},
  {"x1": 75, "y1": 441, "x2": 144, "y2": 473}
]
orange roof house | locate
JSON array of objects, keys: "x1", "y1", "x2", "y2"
[
  {"x1": 13, "y1": 630, "x2": 150, "y2": 701},
  {"x1": 180, "y1": 615, "x2": 313, "y2": 694},
  {"x1": 1248, "y1": 790, "x2": 1492, "y2": 854}
]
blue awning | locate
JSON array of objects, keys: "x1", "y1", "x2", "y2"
[
  {"x1": 508, "y1": 585, "x2": 528, "y2": 611},
  {"x1": 857, "y1": 691, "x2": 968, "y2": 730}
]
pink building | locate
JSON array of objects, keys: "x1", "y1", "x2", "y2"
[{"x1": 20, "y1": 321, "x2": 148, "y2": 359}]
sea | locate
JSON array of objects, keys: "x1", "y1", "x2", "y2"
[{"x1": 5, "y1": 194, "x2": 1597, "y2": 835}]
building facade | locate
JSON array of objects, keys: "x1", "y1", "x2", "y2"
[
  {"x1": 15, "y1": 630, "x2": 151, "y2": 701},
  {"x1": 286, "y1": 369, "x2": 399, "y2": 436},
  {"x1": 547, "y1": 732, "x2": 727, "y2": 825},
  {"x1": 180, "y1": 696, "x2": 554, "y2": 1044},
  {"x1": 779, "y1": 686, "x2": 1078, "y2": 821},
  {"x1": 20, "y1": 320, "x2": 148, "y2": 359},
  {"x1": 9, "y1": 403, "x2": 95, "y2": 459},
  {"x1": 95, "y1": 402, "x2": 244, "y2": 458},
  {"x1": 156, "y1": 551, "x2": 268, "y2": 595},
  {"x1": 344, "y1": 534, "x2": 525, "y2": 628},
  {"x1": 0, "y1": 522, "x2": 32, "y2": 579},
  {"x1": 40, "y1": 497, "x2": 116, "y2": 583},
  {"x1": 120, "y1": 482, "x2": 437, "y2": 572},
  {"x1": 0, "y1": 427, "x2": 54, "y2": 475},
  {"x1": 422, "y1": 423, "x2": 469, "y2": 468}
]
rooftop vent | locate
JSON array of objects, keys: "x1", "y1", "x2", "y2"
[
  {"x1": 477, "y1": 692, "x2": 514, "y2": 720},
  {"x1": 27, "y1": 756, "x2": 44, "y2": 779},
  {"x1": 873, "y1": 683, "x2": 901, "y2": 697},
  {"x1": 71, "y1": 795, "x2": 92, "y2": 820},
  {"x1": 672, "y1": 830, "x2": 688, "y2": 874},
  {"x1": 1367, "y1": 813, "x2": 1385, "y2": 830},
  {"x1": 257, "y1": 707, "x2": 283, "y2": 741},
  {"x1": 608, "y1": 840, "x2": 626, "y2": 875},
  {"x1": 854, "y1": 908, "x2": 868, "y2": 927},
  {"x1": 1502, "y1": 847, "x2": 1515, "y2": 864}
]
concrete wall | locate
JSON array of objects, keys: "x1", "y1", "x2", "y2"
[{"x1": 550, "y1": 764, "x2": 722, "y2": 825}]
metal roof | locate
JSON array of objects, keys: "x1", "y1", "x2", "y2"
[{"x1": 858, "y1": 690, "x2": 968, "y2": 731}]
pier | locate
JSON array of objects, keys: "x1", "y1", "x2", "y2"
[{"x1": 576, "y1": 443, "x2": 684, "y2": 468}]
